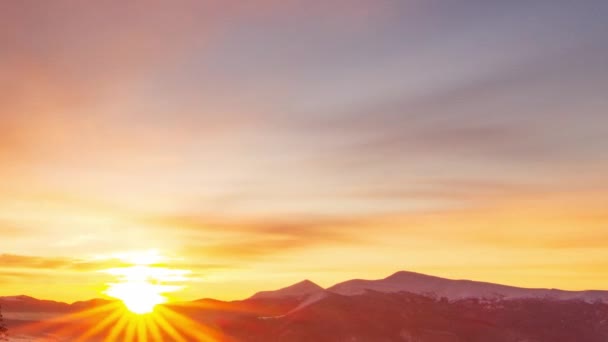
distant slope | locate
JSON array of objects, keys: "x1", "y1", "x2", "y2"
[
  {"x1": 4, "y1": 270, "x2": 607, "y2": 312},
  {"x1": 4, "y1": 271, "x2": 608, "y2": 342},
  {"x1": 328, "y1": 270, "x2": 608, "y2": 302},
  {"x1": 250, "y1": 280, "x2": 324, "y2": 300},
  {"x1": 0, "y1": 295, "x2": 71, "y2": 313},
  {"x1": 9, "y1": 291, "x2": 608, "y2": 342},
  {"x1": 224, "y1": 291, "x2": 608, "y2": 342}
]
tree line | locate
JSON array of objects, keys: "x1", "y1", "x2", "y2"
[{"x1": 0, "y1": 304, "x2": 7, "y2": 341}]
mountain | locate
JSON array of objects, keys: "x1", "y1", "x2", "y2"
[
  {"x1": 0, "y1": 295, "x2": 114, "y2": 314},
  {"x1": 250, "y1": 279, "x2": 324, "y2": 300},
  {"x1": 0, "y1": 295, "x2": 71, "y2": 313},
  {"x1": 327, "y1": 270, "x2": 608, "y2": 302},
  {"x1": 69, "y1": 298, "x2": 115, "y2": 311},
  {"x1": 225, "y1": 291, "x2": 608, "y2": 342},
  {"x1": 4, "y1": 271, "x2": 608, "y2": 341}
]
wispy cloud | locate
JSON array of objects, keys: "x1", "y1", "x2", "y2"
[{"x1": 0, "y1": 0, "x2": 607, "y2": 300}]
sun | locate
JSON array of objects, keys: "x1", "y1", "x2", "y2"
[
  {"x1": 105, "y1": 279, "x2": 167, "y2": 314},
  {"x1": 102, "y1": 250, "x2": 190, "y2": 314},
  {"x1": 18, "y1": 250, "x2": 223, "y2": 341}
]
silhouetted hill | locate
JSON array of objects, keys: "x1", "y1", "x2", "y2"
[
  {"x1": 328, "y1": 271, "x2": 608, "y2": 302},
  {"x1": 222, "y1": 291, "x2": 608, "y2": 342},
  {"x1": 0, "y1": 295, "x2": 71, "y2": 313},
  {"x1": 4, "y1": 271, "x2": 608, "y2": 341}
]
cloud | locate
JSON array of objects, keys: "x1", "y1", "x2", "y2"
[
  {"x1": 304, "y1": 50, "x2": 608, "y2": 166},
  {"x1": 0, "y1": 0, "x2": 607, "y2": 300},
  {"x1": 151, "y1": 215, "x2": 363, "y2": 260},
  {"x1": 0, "y1": 254, "x2": 119, "y2": 271},
  {"x1": 0, "y1": 254, "x2": 74, "y2": 269}
]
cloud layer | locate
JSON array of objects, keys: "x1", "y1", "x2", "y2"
[{"x1": 1, "y1": 0, "x2": 608, "y2": 301}]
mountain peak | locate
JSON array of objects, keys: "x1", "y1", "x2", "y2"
[
  {"x1": 292, "y1": 279, "x2": 319, "y2": 288},
  {"x1": 250, "y1": 279, "x2": 324, "y2": 300},
  {"x1": 1, "y1": 295, "x2": 34, "y2": 301},
  {"x1": 385, "y1": 270, "x2": 434, "y2": 280},
  {"x1": 328, "y1": 270, "x2": 608, "y2": 302}
]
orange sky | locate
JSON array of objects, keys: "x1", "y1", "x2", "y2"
[{"x1": 1, "y1": 0, "x2": 608, "y2": 303}]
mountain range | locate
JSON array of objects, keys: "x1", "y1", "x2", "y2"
[
  {"x1": 3, "y1": 270, "x2": 608, "y2": 341},
  {"x1": 253, "y1": 270, "x2": 608, "y2": 303}
]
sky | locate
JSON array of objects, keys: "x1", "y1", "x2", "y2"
[{"x1": 1, "y1": 0, "x2": 608, "y2": 303}]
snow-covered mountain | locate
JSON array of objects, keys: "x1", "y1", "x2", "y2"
[
  {"x1": 4, "y1": 271, "x2": 608, "y2": 341},
  {"x1": 246, "y1": 270, "x2": 608, "y2": 305},
  {"x1": 327, "y1": 270, "x2": 608, "y2": 302}
]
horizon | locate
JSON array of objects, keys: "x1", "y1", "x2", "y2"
[
  {"x1": 5, "y1": 268, "x2": 608, "y2": 305},
  {"x1": 1, "y1": 0, "x2": 608, "y2": 307}
]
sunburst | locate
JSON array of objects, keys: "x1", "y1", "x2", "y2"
[
  {"x1": 10, "y1": 251, "x2": 235, "y2": 341},
  {"x1": 103, "y1": 250, "x2": 190, "y2": 314},
  {"x1": 12, "y1": 301, "x2": 230, "y2": 341}
]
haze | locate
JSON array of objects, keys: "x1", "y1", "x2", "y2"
[{"x1": 1, "y1": 0, "x2": 607, "y2": 303}]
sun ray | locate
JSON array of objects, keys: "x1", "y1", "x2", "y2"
[
  {"x1": 147, "y1": 314, "x2": 165, "y2": 341},
  {"x1": 50, "y1": 304, "x2": 123, "y2": 339},
  {"x1": 136, "y1": 315, "x2": 149, "y2": 342},
  {"x1": 73, "y1": 307, "x2": 124, "y2": 342},
  {"x1": 11, "y1": 250, "x2": 218, "y2": 341},
  {"x1": 157, "y1": 306, "x2": 224, "y2": 342},
  {"x1": 104, "y1": 310, "x2": 131, "y2": 342},
  {"x1": 11, "y1": 293, "x2": 234, "y2": 341},
  {"x1": 12, "y1": 302, "x2": 120, "y2": 337},
  {"x1": 154, "y1": 308, "x2": 190, "y2": 342},
  {"x1": 123, "y1": 316, "x2": 137, "y2": 342}
]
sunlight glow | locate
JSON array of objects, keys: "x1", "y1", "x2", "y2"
[
  {"x1": 14, "y1": 293, "x2": 229, "y2": 341},
  {"x1": 105, "y1": 280, "x2": 168, "y2": 314},
  {"x1": 102, "y1": 251, "x2": 190, "y2": 314}
]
